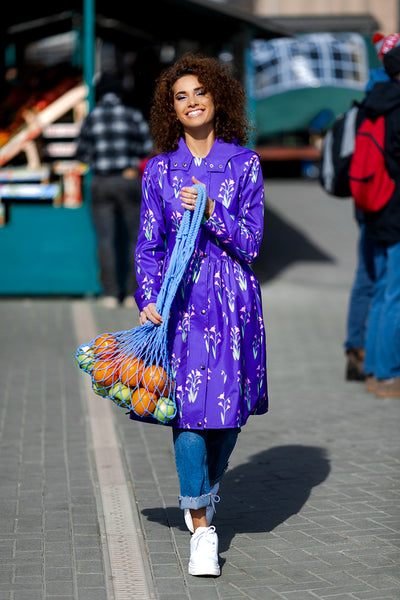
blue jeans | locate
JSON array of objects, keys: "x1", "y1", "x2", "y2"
[
  {"x1": 345, "y1": 222, "x2": 375, "y2": 350},
  {"x1": 364, "y1": 240, "x2": 400, "y2": 379},
  {"x1": 173, "y1": 428, "x2": 240, "y2": 510}
]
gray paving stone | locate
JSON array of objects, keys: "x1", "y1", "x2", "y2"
[
  {"x1": 45, "y1": 567, "x2": 74, "y2": 581},
  {"x1": 157, "y1": 595, "x2": 190, "y2": 600},
  {"x1": 76, "y1": 591, "x2": 108, "y2": 600},
  {"x1": 148, "y1": 578, "x2": 186, "y2": 594},
  {"x1": 45, "y1": 581, "x2": 75, "y2": 596},
  {"x1": 75, "y1": 560, "x2": 104, "y2": 573},
  {"x1": 46, "y1": 597, "x2": 75, "y2": 600},
  {"x1": 353, "y1": 592, "x2": 400, "y2": 600},
  {"x1": 186, "y1": 587, "x2": 220, "y2": 600},
  {"x1": 74, "y1": 547, "x2": 104, "y2": 562},
  {"x1": 76, "y1": 572, "x2": 107, "y2": 588},
  {"x1": 11, "y1": 593, "x2": 44, "y2": 600}
]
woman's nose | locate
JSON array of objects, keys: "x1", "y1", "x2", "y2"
[{"x1": 188, "y1": 94, "x2": 198, "y2": 106}]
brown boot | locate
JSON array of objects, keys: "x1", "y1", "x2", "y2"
[
  {"x1": 366, "y1": 375, "x2": 377, "y2": 393},
  {"x1": 345, "y1": 348, "x2": 366, "y2": 381},
  {"x1": 375, "y1": 376, "x2": 400, "y2": 398}
]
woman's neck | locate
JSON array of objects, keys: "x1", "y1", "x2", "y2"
[{"x1": 184, "y1": 129, "x2": 216, "y2": 158}]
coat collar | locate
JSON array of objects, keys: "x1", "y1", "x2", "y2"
[{"x1": 169, "y1": 138, "x2": 240, "y2": 172}]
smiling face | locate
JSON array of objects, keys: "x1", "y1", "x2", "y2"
[{"x1": 172, "y1": 74, "x2": 216, "y2": 136}]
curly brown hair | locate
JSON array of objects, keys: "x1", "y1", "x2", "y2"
[{"x1": 149, "y1": 53, "x2": 253, "y2": 153}]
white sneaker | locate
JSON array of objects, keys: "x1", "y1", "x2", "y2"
[
  {"x1": 188, "y1": 526, "x2": 220, "y2": 576},
  {"x1": 184, "y1": 483, "x2": 220, "y2": 533}
]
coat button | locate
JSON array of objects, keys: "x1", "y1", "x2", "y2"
[
  {"x1": 183, "y1": 162, "x2": 187, "y2": 167},
  {"x1": 173, "y1": 162, "x2": 178, "y2": 167},
  {"x1": 209, "y1": 163, "x2": 214, "y2": 168},
  {"x1": 201, "y1": 365, "x2": 205, "y2": 370},
  {"x1": 219, "y1": 164, "x2": 223, "y2": 169},
  {"x1": 201, "y1": 309, "x2": 206, "y2": 315},
  {"x1": 197, "y1": 422, "x2": 202, "y2": 427}
]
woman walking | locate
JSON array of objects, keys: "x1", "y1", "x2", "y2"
[{"x1": 132, "y1": 53, "x2": 268, "y2": 576}]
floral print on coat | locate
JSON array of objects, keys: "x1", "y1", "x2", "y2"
[{"x1": 133, "y1": 138, "x2": 268, "y2": 429}]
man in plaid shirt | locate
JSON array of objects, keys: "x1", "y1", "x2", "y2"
[{"x1": 76, "y1": 72, "x2": 153, "y2": 308}]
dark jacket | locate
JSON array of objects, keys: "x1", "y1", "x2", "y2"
[{"x1": 363, "y1": 80, "x2": 400, "y2": 244}]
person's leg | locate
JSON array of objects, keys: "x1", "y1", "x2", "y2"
[
  {"x1": 364, "y1": 242, "x2": 387, "y2": 379},
  {"x1": 345, "y1": 224, "x2": 375, "y2": 351},
  {"x1": 173, "y1": 429, "x2": 220, "y2": 576},
  {"x1": 345, "y1": 224, "x2": 375, "y2": 380},
  {"x1": 374, "y1": 241, "x2": 400, "y2": 380},
  {"x1": 172, "y1": 428, "x2": 210, "y2": 516},
  {"x1": 115, "y1": 174, "x2": 141, "y2": 299},
  {"x1": 90, "y1": 176, "x2": 119, "y2": 299},
  {"x1": 173, "y1": 428, "x2": 239, "y2": 533}
]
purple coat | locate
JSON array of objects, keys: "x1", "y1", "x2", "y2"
[{"x1": 134, "y1": 138, "x2": 268, "y2": 429}]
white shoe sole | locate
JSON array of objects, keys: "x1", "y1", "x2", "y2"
[{"x1": 188, "y1": 560, "x2": 220, "y2": 576}]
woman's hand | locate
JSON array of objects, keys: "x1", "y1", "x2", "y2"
[
  {"x1": 140, "y1": 303, "x2": 163, "y2": 325},
  {"x1": 180, "y1": 176, "x2": 214, "y2": 219}
]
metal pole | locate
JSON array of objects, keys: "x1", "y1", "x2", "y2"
[{"x1": 83, "y1": 0, "x2": 95, "y2": 110}]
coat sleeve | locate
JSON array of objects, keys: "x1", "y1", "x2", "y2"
[
  {"x1": 134, "y1": 162, "x2": 167, "y2": 312},
  {"x1": 75, "y1": 115, "x2": 93, "y2": 164},
  {"x1": 203, "y1": 153, "x2": 265, "y2": 264}
]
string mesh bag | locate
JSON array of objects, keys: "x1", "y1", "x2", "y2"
[{"x1": 76, "y1": 184, "x2": 207, "y2": 424}]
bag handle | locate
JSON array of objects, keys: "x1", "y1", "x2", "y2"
[{"x1": 155, "y1": 184, "x2": 207, "y2": 320}]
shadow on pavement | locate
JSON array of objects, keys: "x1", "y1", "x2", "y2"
[
  {"x1": 141, "y1": 444, "x2": 330, "y2": 552},
  {"x1": 253, "y1": 206, "x2": 334, "y2": 284},
  {"x1": 216, "y1": 444, "x2": 331, "y2": 553}
]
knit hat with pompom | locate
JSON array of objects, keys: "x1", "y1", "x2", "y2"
[
  {"x1": 372, "y1": 33, "x2": 400, "y2": 60},
  {"x1": 372, "y1": 33, "x2": 400, "y2": 77}
]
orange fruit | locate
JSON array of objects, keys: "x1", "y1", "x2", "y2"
[
  {"x1": 92, "y1": 359, "x2": 117, "y2": 387},
  {"x1": 94, "y1": 334, "x2": 118, "y2": 358},
  {"x1": 119, "y1": 355, "x2": 144, "y2": 388},
  {"x1": 131, "y1": 387, "x2": 158, "y2": 416},
  {"x1": 141, "y1": 364, "x2": 166, "y2": 395},
  {"x1": 141, "y1": 364, "x2": 175, "y2": 396}
]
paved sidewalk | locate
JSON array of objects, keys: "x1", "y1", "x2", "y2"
[{"x1": 1, "y1": 180, "x2": 399, "y2": 600}]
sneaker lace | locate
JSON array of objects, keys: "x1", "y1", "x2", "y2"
[
  {"x1": 210, "y1": 491, "x2": 220, "y2": 515},
  {"x1": 192, "y1": 526, "x2": 217, "y2": 551}
]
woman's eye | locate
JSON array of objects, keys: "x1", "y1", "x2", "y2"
[{"x1": 196, "y1": 90, "x2": 205, "y2": 96}]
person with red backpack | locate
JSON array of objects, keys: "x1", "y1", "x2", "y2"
[{"x1": 356, "y1": 35, "x2": 400, "y2": 397}]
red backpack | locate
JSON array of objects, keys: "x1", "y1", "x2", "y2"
[{"x1": 349, "y1": 115, "x2": 395, "y2": 212}]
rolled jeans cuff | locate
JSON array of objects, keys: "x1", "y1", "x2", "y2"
[{"x1": 179, "y1": 492, "x2": 211, "y2": 510}]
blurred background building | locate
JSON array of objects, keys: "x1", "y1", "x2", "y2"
[
  {"x1": 219, "y1": 0, "x2": 398, "y2": 37},
  {"x1": 254, "y1": 0, "x2": 398, "y2": 40}
]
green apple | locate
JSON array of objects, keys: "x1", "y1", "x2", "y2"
[
  {"x1": 110, "y1": 382, "x2": 132, "y2": 406},
  {"x1": 153, "y1": 398, "x2": 176, "y2": 423},
  {"x1": 76, "y1": 345, "x2": 95, "y2": 372},
  {"x1": 92, "y1": 381, "x2": 110, "y2": 398}
]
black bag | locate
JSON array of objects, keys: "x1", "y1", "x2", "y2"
[{"x1": 320, "y1": 101, "x2": 365, "y2": 198}]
